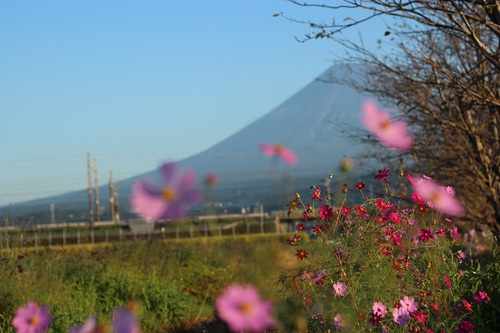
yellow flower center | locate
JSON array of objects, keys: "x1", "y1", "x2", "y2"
[
  {"x1": 239, "y1": 302, "x2": 253, "y2": 315},
  {"x1": 430, "y1": 192, "x2": 441, "y2": 203},
  {"x1": 29, "y1": 317, "x2": 38, "y2": 325},
  {"x1": 274, "y1": 144, "x2": 284, "y2": 154},
  {"x1": 379, "y1": 120, "x2": 391, "y2": 131},
  {"x1": 161, "y1": 187, "x2": 177, "y2": 201}
]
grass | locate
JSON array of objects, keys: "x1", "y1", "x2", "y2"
[{"x1": 0, "y1": 233, "x2": 302, "y2": 332}]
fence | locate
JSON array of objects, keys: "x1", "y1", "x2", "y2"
[{"x1": 1, "y1": 219, "x2": 296, "y2": 249}]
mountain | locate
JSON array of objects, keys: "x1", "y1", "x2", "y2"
[{"x1": 1, "y1": 64, "x2": 373, "y2": 224}]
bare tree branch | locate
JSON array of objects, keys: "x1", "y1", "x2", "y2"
[{"x1": 286, "y1": 0, "x2": 500, "y2": 238}]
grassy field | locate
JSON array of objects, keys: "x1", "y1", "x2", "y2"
[
  {"x1": 0, "y1": 233, "x2": 304, "y2": 332},
  {"x1": 1, "y1": 226, "x2": 499, "y2": 333}
]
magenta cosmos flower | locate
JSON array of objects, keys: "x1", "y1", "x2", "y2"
[
  {"x1": 215, "y1": 284, "x2": 276, "y2": 332},
  {"x1": 11, "y1": 301, "x2": 53, "y2": 333},
  {"x1": 413, "y1": 178, "x2": 465, "y2": 217},
  {"x1": 260, "y1": 143, "x2": 298, "y2": 165},
  {"x1": 361, "y1": 100, "x2": 413, "y2": 151},
  {"x1": 318, "y1": 205, "x2": 333, "y2": 221},
  {"x1": 457, "y1": 320, "x2": 474, "y2": 333},
  {"x1": 130, "y1": 162, "x2": 203, "y2": 221}
]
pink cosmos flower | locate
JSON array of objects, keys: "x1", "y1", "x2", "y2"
[
  {"x1": 130, "y1": 162, "x2": 203, "y2": 222},
  {"x1": 215, "y1": 284, "x2": 276, "y2": 333},
  {"x1": 380, "y1": 246, "x2": 392, "y2": 256},
  {"x1": 372, "y1": 301, "x2": 388, "y2": 318},
  {"x1": 389, "y1": 231, "x2": 403, "y2": 248},
  {"x1": 113, "y1": 307, "x2": 141, "y2": 333},
  {"x1": 260, "y1": 143, "x2": 298, "y2": 165},
  {"x1": 400, "y1": 296, "x2": 418, "y2": 313},
  {"x1": 333, "y1": 282, "x2": 348, "y2": 296},
  {"x1": 311, "y1": 269, "x2": 326, "y2": 285},
  {"x1": 375, "y1": 198, "x2": 392, "y2": 212},
  {"x1": 461, "y1": 299, "x2": 474, "y2": 313},
  {"x1": 444, "y1": 275, "x2": 452, "y2": 290},
  {"x1": 11, "y1": 301, "x2": 53, "y2": 333},
  {"x1": 473, "y1": 290, "x2": 491, "y2": 305},
  {"x1": 355, "y1": 205, "x2": 369, "y2": 219},
  {"x1": 411, "y1": 192, "x2": 425, "y2": 204},
  {"x1": 311, "y1": 187, "x2": 323, "y2": 201},
  {"x1": 407, "y1": 173, "x2": 415, "y2": 185},
  {"x1": 435, "y1": 228, "x2": 446, "y2": 237},
  {"x1": 392, "y1": 307, "x2": 411, "y2": 326},
  {"x1": 389, "y1": 212, "x2": 401, "y2": 224},
  {"x1": 361, "y1": 100, "x2": 413, "y2": 151},
  {"x1": 451, "y1": 226, "x2": 462, "y2": 240},
  {"x1": 412, "y1": 310, "x2": 428, "y2": 324},
  {"x1": 333, "y1": 313, "x2": 349, "y2": 331},
  {"x1": 69, "y1": 316, "x2": 98, "y2": 333},
  {"x1": 430, "y1": 301, "x2": 440, "y2": 312},
  {"x1": 413, "y1": 178, "x2": 465, "y2": 217},
  {"x1": 341, "y1": 206, "x2": 352, "y2": 215}
]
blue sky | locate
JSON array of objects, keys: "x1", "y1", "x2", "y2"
[{"x1": 0, "y1": 0, "x2": 388, "y2": 205}]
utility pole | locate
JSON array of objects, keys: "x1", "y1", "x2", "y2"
[
  {"x1": 109, "y1": 171, "x2": 116, "y2": 223},
  {"x1": 50, "y1": 203, "x2": 55, "y2": 224},
  {"x1": 87, "y1": 152, "x2": 94, "y2": 231},
  {"x1": 114, "y1": 192, "x2": 120, "y2": 223},
  {"x1": 93, "y1": 157, "x2": 100, "y2": 223}
]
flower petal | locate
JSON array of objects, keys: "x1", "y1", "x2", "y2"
[
  {"x1": 280, "y1": 148, "x2": 298, "y2": 165},
  {"x1": 414, "y1": 179, "x2": 465, "y2": 217},
  {"x1": 260, "y1": 143, "x2": 275, "y2": 157},
  {"x1": 130, "y1": 181, "x2": 168, "y2": 221},
  {"x1": 361, "y1": 100, "x2": 391, "y2": 133},
  {"x1": 159, "y1": 162, "x2": 177, "y2": 184}
]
